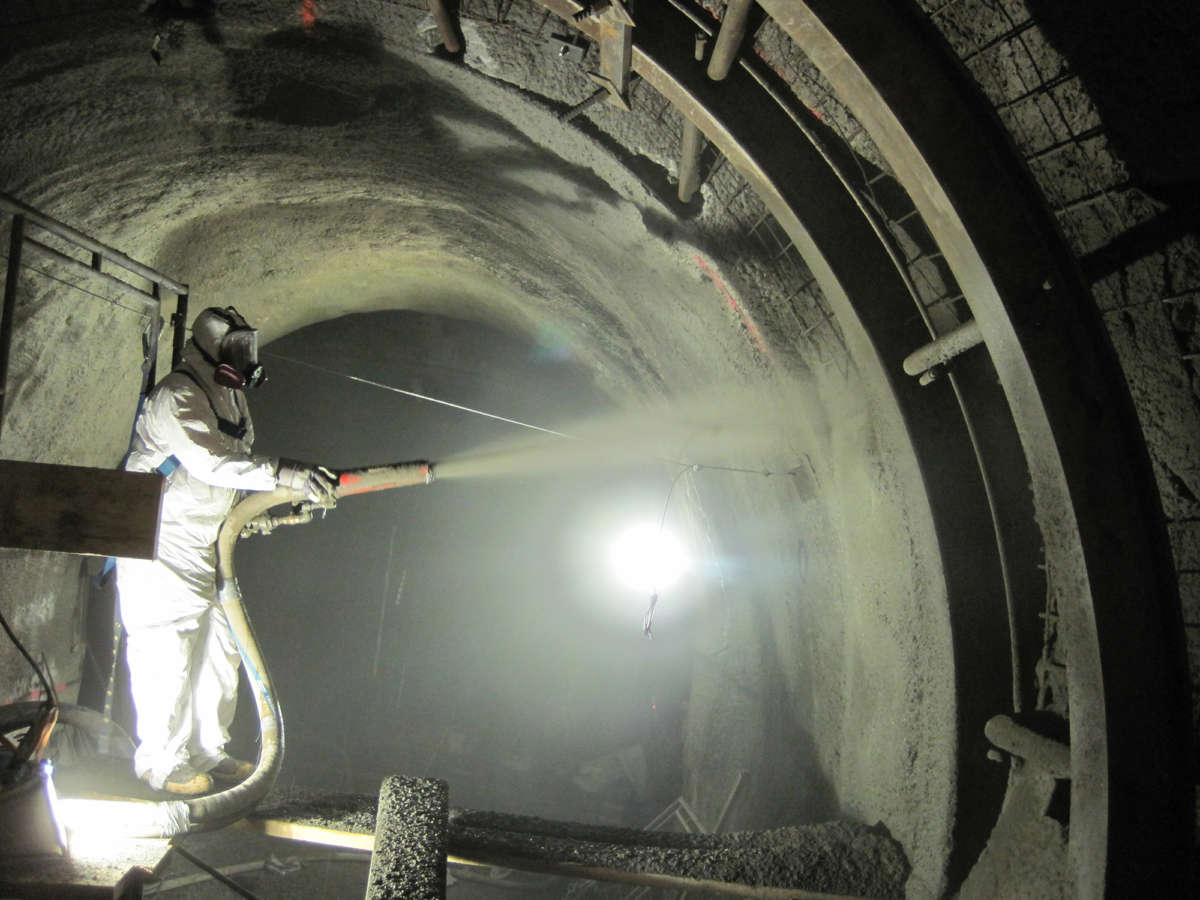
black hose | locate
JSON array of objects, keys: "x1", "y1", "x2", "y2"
[{"x1": 0, "y1": 701, "x2": 135, "y2": 757}]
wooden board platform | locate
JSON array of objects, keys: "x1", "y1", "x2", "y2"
[{"x1": 0, "y1": 460, "x2": 163, "y2": 558}]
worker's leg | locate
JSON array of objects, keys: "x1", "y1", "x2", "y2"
[
  {"x1": 116, "y1": 557, "x2": 208, "y2": 789},
  {"x1": 187, "y1": 602, "x2": 242, "y2": 771}
]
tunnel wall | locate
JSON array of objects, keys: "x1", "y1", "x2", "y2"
[
  {"x1": 909, "y1": 0, "x2": 1200, "y2": 860},
  {"x1": 1, "y1": 0, "x2": 1195, "y2": 891},
  {"x1": 0, "y1": 9, "x2": 965, "y2": 891}
]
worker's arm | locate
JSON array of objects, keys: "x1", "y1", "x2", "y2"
[{"x1": 147, "y1": 378, "x2": 278, "y2": 491}]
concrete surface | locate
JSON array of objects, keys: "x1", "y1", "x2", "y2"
[{"x1": 0, "y1": 0, "x2": 1195, "y2": 897}]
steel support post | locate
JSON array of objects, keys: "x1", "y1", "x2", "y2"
[
  {"x1": 427, "y1": 0, "x2": 461, "y2": 53},
  {"x1": 0, "y1": 215, "x2": 25, "y2": 444},
  {"x1": 172, "y1": 293, "x2": 189, "y2": 370},
  {"x1": 706, "y1": 0, "x2": 754, "y2": 81},
  {"x1": 678, "y1": 34, "x2": 708, "y2": 202},
  {"x1": 593, "y1": 2, "x2": 635, "y2": 108},
  {"x1": 677, "y1": 121, "x2": 704, "y2": 202},
  {"x1": 758, "y1": 0, "x2": 1192, "y2": 892}
]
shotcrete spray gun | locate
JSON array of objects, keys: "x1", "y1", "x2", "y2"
[
  {"x1": 240, "y1": 460, "x2": 436, "y2": 538},
  {"x1": 183, "y1": 459, "x2": 436, "y2": 837}
]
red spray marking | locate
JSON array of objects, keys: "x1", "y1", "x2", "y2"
[
  {"x1": 337, "y1": 467, "x2": 430, "y2": 496},
  {"x1": 301, "y1": 0, "x2": 317, "y2": 31},
  {"x1": 694, "y1": 254, "x2": 772, "y2": 360},
  {"x1": 22, "y1": 684, "x2": 69, "y2": 702}
]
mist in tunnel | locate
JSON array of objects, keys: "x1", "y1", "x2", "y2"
[
  {"x1": 0, "y1": 4, "x2": 976, "y2": 894},
  {"x1": 218, "y1": 300, "x2": 950, "y2": 896},
  {"x1": 239, "y1": 309, "x2": 701, "y2": 822}
]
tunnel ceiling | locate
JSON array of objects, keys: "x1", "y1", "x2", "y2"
[{"x1": 1, "y1": 1, "x2": 1197, "y2": 897}]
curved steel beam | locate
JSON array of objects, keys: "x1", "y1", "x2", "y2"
[
  {"x1": 759, "y1": 0, "x2": 1192, "y2": 893},
  {"x1": 539, "y1": 0, "x2": 1018, "y2": 888}
]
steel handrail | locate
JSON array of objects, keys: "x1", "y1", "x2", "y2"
[
  {"x1": 0, "y1": 192, "x2": 187, "y2": 295},
  {"x1": 0, "y1": 191, "x2": 190, "y2": 442}
]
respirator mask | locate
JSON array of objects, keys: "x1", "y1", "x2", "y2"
[{"x1": 194, "y1": 306, "x2": 267, "y2": 389}]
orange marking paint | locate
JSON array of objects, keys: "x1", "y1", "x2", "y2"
[{"x1": 694, "y1": 254, "x2": 772, "y2": 360}]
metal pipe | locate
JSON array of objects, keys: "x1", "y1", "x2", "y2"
[
  {"x1": 0, "y1": 215, "x2": 24, "y2": 443},
  {"x1": 172, "y1": 293, "x2": 189, "y2": 369},
  {"x1": 678, "y1": 34, "x2": 709, "y2": 202},
  {"x1": 560, "y1": 75, "x2": 642, "y2": 122},
  {"x1": 678, "y1": 122, "x2": 704, "y2": 202},
  {"x1": 0, "y1": 192, "x2": 188, "y2": 295},
  {"x1": 170, "y1": 843, "x2": 264, "y2": 900},
  {"x1": 902, "y1": 318, "x2": 984, "y2": 376},
  {"x1": 706, "y1": 0, "x2": 754, "y2": 82},
  {"x1": 427, "y1": 0, "x2": 462, "y2": 53},
  {"x1": 22, "y1": 238, "x2": 159, "y2": 310},
  {"x1": 985, "y1": 714, "x2": 1071, "y2": 779}
]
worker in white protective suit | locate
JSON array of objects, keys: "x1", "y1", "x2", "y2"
[{"x1": 116, "y1": 307, "x2": 336, "y2": 795}]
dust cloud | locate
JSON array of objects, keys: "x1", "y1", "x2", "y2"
[{"x1": 435, "y1": 376, "x2": 827, "y2": 483}]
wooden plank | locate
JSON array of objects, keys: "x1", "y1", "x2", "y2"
[{"x1": 0, "y1": 460, "x2": 162, "y2": 558}]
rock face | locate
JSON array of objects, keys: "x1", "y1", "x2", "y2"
[
  {"x1": 1, "y1": 1, "x2": 1196, "y2": 897},
  {"x1": 1, "y1": 14, "x2": 956, "y2": 899}
]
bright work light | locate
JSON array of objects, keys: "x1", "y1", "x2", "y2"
[{"x1": 611, "y1": 523, "x2": 687, "y2": 592}]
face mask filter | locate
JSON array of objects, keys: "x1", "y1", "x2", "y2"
[{"x1": 220, "y1": 326, "x2": 266, "y2": 389}]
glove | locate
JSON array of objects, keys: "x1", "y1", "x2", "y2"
[{"x1": 276, "y1": 460, "x2": 339, "y2": 502}]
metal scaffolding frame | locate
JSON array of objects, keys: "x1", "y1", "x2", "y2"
[{"x1": 0, "y1": 191, "x2": 190, "y2": 443}]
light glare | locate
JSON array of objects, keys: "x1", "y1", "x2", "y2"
[{"x1": 611, "y1": 524, "x2": 687, "y2": 591}]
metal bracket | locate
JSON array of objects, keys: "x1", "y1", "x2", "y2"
[
  {"x1": 587, "y1": 0, "x2": 635, "y2": 109},
  {"x1": 585, "y1": 71, "x2": 632, "y2": 110},
  {"x1": 547, "y1": 33, "x2": 589, "y2": 63}
]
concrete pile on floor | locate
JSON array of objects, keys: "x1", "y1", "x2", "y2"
[{"x1": 248, "y1": 786, "x2": 911, "y2": 899}]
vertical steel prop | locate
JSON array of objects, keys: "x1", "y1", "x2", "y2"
[
  {"x1": 677, "y1": 34, "x2": 710, "y2": 202},
  {"x1": 428, "y1": 0, "x2": 462, "y2": 54},
  {"x1": 172, "y1": 293, "x2": 189, "y2": 370},
  {"x1": 706, "y1": 0, "x2": 754, "y2": 81},
  {"x1": 0, "y1": 215, "x2": 26, "y2": 443},
  {"x1": 590, "y1": 0, "x2": 636, "y2": 108}
]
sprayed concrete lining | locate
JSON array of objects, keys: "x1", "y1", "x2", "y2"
[{"x1": 0, "y1": 0, "x2": 1194, "y2": 896}]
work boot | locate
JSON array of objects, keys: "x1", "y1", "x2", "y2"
[
  {"x1": 208, "y1": 756, "x2": 255, "y2": 784},
  {"x1": 143, "y1": 764, "x2": 212, "y2": 796}
]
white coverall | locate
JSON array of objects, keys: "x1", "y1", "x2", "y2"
[{"x1": 116, "y1": 344, "x2": 277, "y2": 789}]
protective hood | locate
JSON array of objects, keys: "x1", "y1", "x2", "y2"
[{"x1": 191, "y1": 307, "x2": 266, "y2": 389}]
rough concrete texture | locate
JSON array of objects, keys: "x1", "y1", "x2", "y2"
[
  {"x1": 0, "y1": 0, "x2": 1194, "y2": 895},
  {"x1": 913, "y1": 0, "x2": 1200, "y2": 868},
  {"x1": 254, "y1": 786, "x2": 381, "y2": 835},
  {"x1": 0, "y1": 551, "x2": 86, "y2": 707},
  {"x1": 251, "y1": 792, "x2": 910, "y2": 897},
  {"x1": 0, "y1": 12, "x2": 954, "y2": 900},
  {"x1": 957, "y1": 765, "x2": 1068, "y2": 900},
  {"x1": 452, "y1": 816, "x2": 909, "y2": 899},
  {"x1": 366, "y1": 775, "x2": 448, "y2": 900}
]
